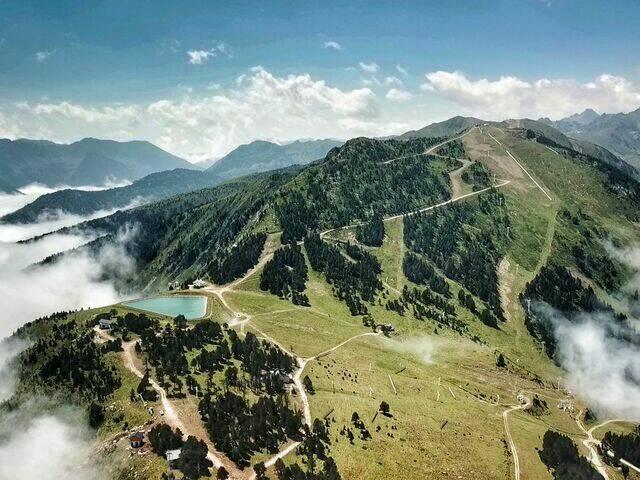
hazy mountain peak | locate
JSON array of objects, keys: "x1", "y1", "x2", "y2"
[
  {"x1": 206, "y1": 138, "x2": 343, "y2": 179},
  {"x1": 562, "y1": 108, "x2": 600, "y2": 125},
  {"x1": 0, "y1": 137, "x2": 193, "y2": 193}
]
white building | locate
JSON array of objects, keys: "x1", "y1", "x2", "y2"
[{"x1": 99, "y1": 318, "x2": 113, "y2": 330}]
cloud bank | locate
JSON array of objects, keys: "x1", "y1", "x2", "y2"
[
  {"x1": 0, "y1": 185, "x2": 133, "y2": 480},
  {"x1": 422, "y1": 71, "x2": 640, "y2": 120},
  {"x1": 6, "y1": 67, "x2": 384, "y2": 161},
  {"x1": 549, "y1": 308, "x2": 640, "y2": 420},
  {"x1": 532, "y1": 244, "x2": 640, "y2": 420},
  {"x1": 4, "y1": 66, "x2": 640, "y2": 164},
  {"x1": 0, "y1": 401, "x2": 109, "y2": 480},
  {"x1": 0, "y1": 229, "x2": 136, "y2": 339},
  {"x1": 0, "y1": 187, "x2": 138, "y2": 339},
  {"x1": 0, "y1": 337, "x2": 108, "y2": 480}
]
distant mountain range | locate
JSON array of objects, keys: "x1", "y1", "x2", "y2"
[
  {"x1": 1, "y1": 138, "x2": 342, "y2": 223},
  {"x1": 4, "y1": 113, "x2": 640, "y2": 225},
  {"x1": 0, "y1": 137, "x2": 196, "y2": 193},
  {"x1": 539, "y1": 107, "x2": 640, "y2": 168},
  {"x1": 206, "y1": 139, "x2": 343, "y2": 179}
]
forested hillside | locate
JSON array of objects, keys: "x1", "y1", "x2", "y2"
[
  {"x1": 276, "y1": 136, "x2": 459, "y2": 242},
  {"x1": 7, "y1": 118, "x2": 640, "y2": 480},
  {"x1": 43, "y1": 135, "x2": 458, "y2": 289}
]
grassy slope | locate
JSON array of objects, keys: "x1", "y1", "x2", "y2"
[
  {"x1": 224, "y1": 125, "x2": 637, "y2": 479},
  {"x1": 160, "y1": 125, "x2": 635, "y2": 479}
]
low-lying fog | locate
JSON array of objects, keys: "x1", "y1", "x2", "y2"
[
  {"x1": 0, "y1": 183, "x2": 138, "y2": 337},
  {"x1": 0, "y1": 181, "x2": 133, "y2": 242},
  {"x1": 538, "y1": 244, "x2": 640, "y2": 421},
  {"x1": 0, "y1": 183, "x2": 135, "y2": 479}
]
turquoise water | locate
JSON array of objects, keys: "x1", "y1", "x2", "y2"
[{"x1": 123, "y1": 295, "x2": 207, "y2": 319}]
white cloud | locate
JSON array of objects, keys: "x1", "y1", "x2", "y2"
[
  {"x1": 145, "y1": 67, "x2": 379, "y2": 159},
  {"x1": 337, "y1": 118, "x2": 408, "y2": 136},
  {"x1": 386, "y1": 88, "x2": 413, "y2": 102},
  {"x1": 361, "y1": 76, "x2": 381, "y2": 87},
  {"x1": 187, "y1": 49, "x2": 215, "y2": 65},
  {"x1": 18, "y1": 101, "x2": 139, "y2": 123},
  {"x1": 396, "y1": 64, "x2": 408, "y2": 76},
  {"x1": 186, "y1": 43, "x2": 229, "y2": 65},
  {"x1": 1, "y1": 67, "x2": 406, "y2": 161},
  {"x1": 361, "y1": 75, "x2": 402, "y2": 89},
  {"x1": 550, "y1": 308, "x2": 640, "y2": 420},
  {"x1": 421, "y1": 70, "x2": 640, "y2": 119},
  {"x1": 0, "y1": 112, "x2": 19, "y2": 139},
  {"x1": 359, "y1": 61, "x2": 379, "y2": 74},
  {"x1": 0, "y1": 224, "x2": 137, "y2": 338},
  {"x1": 322, "y1": 41, "x2": 343, "y2": 51},
  {"x1": 35, "y1": 51, "x2": 52, "y2": 63},
  {"x1": 384, "y1": 76, "x2": 403, "y2": 87},
  {"x1": 384, "y1": 336, "x2": 438, "y2": 365},
  {"x1": 0, "y1": 403, "x2": 109, "y2": 480},
  {"x1": 207, "y1": 82, "x2": 221, "y2": 90},
  {"x1": 0, "y1": 338, "x2": 29, "y2": 402}
]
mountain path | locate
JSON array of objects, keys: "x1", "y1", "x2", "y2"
[
  {"x1": 380, "y1": 126, "x2": 477, "y2": 165},
  {"x1": 320, "y1": 180, "x2": 510, "y2": 240},
  {"x1": 486, "y1": 130, "x2": 552, "y2": 201},
  {"x1": 574, "y1": 412, "x2": 640, "y2": 479},
  {"x1": 502, "y1": 394, "x2": 532, "y2": 480}
]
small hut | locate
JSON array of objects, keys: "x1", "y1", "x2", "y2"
[
  {"x1": 166, "y1": 448, "x2": 181, "y2": 469},
  {"x1": 129, "y1": 431, "x2": 144, "y2": 448}
]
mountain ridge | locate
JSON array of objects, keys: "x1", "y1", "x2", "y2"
[
  {"x1": 0, "y1": 137, "x2": 196, "y2": 193},
  {"x1": 206, "y1": 138, "x2": 343, "y2": 179},
  {"x1": 539, "y1": 107, "x2": 640, "y2": 168}
]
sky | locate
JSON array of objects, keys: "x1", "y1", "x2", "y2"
[{"x1": 0, "y1": 0, "x2": 639, "y2": 161}]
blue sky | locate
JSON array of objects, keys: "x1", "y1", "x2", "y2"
[{"x1": 0, "y1": 0, "x2": 639, "y2": 160}]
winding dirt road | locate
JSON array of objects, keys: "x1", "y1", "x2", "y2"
[
  {"x1": 502, "y1": 394, "x2": 531, "y2": 480},
  {"x1": 380, "y1": 126, "x2": 478, "y2": 165},
  {"x1": 320, "y1": 180, "x2": 510, "y2": 240},
  {"x1": 94, "y1": 327, "x2": 233, "y2": 472},
  {"x1": 574, "y1": 412, "x2": 640, "y2": 480}
]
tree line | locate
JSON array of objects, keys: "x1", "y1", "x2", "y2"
[
  {"x1": 402, "y1": 252, "x2": 451, "y2": 297},
  {"x1": 276, "y1": 136, "x2": 456, "y2": 243},
  {"x1": 305, "y1": 233, "x2": 382, "y2": 315},
  {"x1": 386, "y1": 285, "x2": 467, "y2": 334},
  {"x1": 355, "y1": 214, "x2": 385, "y2": 247},
  {"x1": 403, "y1": 189, "x2": 510, "y2": 320},
  {"x1": 19, "y1": 318, "x2": 121, "y2": 402},
  {"x1": 520, "y1": 263, "x2": 632, "y2": 357},
  {"x1": 260, "y1": 243, "x2": 309, "y2": 305},
  {"x1": 210, "y1": 232, "x2": 267, "y2": 284},
  {"x1": 461, "y1": 162, "x2": 492, "y2": 191}
]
